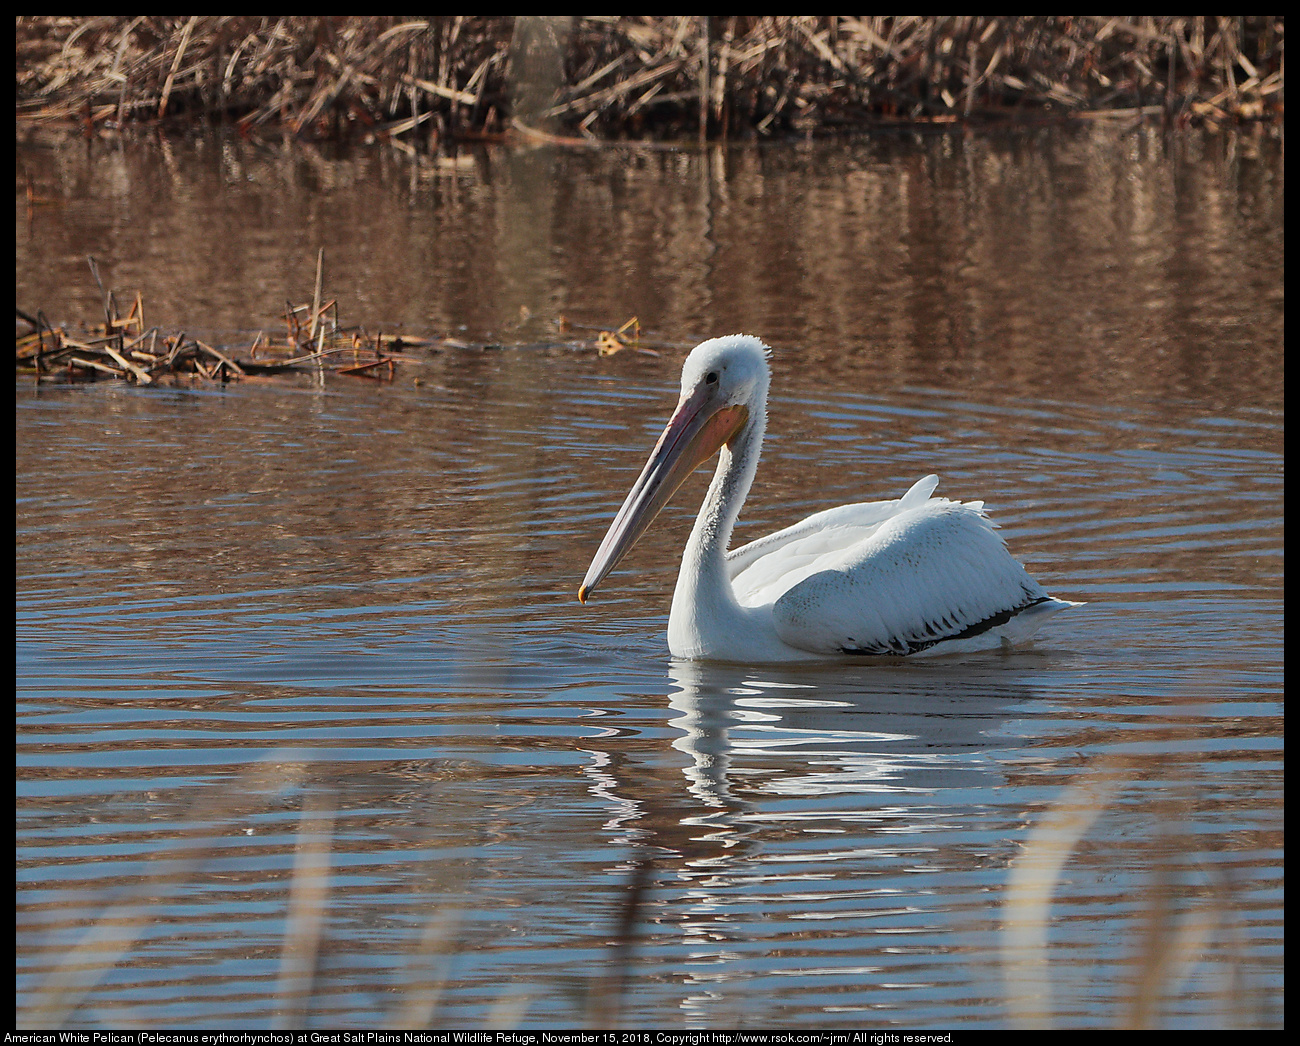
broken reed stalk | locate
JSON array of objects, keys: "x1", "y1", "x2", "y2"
[
  {"x1": 15, "y1": 17, "x2": 1282, "y2": 142},
  {"x1": 309, "y1": 247, "x2": 324, "y2": 344}
]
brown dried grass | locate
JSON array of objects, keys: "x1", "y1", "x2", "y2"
[
  {"x1": 15, "y1": 252, "x2": 434, "y2": 386},
  {"x1": 14, "y1": 254, "x2": 657, "y2": 386},
  {"x1": 15, "y1": 16, "x2": 1284, "y2": 142}
]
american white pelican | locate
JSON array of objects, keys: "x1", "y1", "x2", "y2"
[{"x1": 579, "y1": 335, "x2": 1080, "y2": 662}]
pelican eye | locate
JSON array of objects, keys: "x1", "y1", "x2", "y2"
[{"x1": 705, "y1": 371, "x2": 719, "y2": 385}]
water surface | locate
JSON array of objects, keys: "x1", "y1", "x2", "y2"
[{"x1": 15, "y1": 124, "x2": 1283, "y2": 1028}]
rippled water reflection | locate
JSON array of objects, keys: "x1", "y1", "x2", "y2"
[
  {"x1": 15, "y1": 125, "x2": 1282, "y2": 1029},
  {"x1": 17, "y1": 359, "x2": 1281, "y2": 1028}
]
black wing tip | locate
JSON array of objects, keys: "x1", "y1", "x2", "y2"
[{"x1": 839, "y1": 595, "x2": 1061, "y2": 657}]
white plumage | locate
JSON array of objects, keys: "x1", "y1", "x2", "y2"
[{"x1": 579, "y1": 334, "x2": 1079, "y2": 662}]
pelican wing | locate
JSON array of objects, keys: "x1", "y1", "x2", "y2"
[
  {"x1": 769, "y1": 496, "x2": 1053, "y2": 656},
  {"x1": 727, "y1": 475, "x2": 940, "y2": 587}
]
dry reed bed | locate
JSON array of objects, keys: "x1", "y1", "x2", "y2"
[
  {"x1": 15, "y1": 253, "x2": 652, "y2": 386},
  {"x1": 16, "y1": 16, "x2": 1283, "y2": 142},
  {"x1": 15, "y1": 252, "x2": 433, "y2": 385}
]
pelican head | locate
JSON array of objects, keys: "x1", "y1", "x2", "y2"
[{"x1": 579, "y1": 335, "x2": 771, "y2": 603}]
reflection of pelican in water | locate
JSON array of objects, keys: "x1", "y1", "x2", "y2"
[
  {"x1": 580, "y1": 335, "x2": 1080, "y2": 662},
  {"x1": 665, "y1": 660, "x2": 1018, "y2": 813}
]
